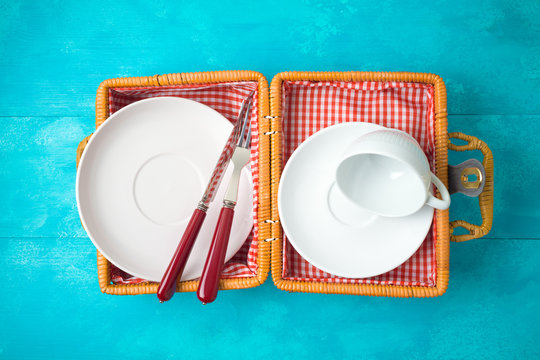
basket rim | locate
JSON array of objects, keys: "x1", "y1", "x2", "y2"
[
  {"x1": 84, "y1": 70, "x2": 450, "y2": 297},
  {"x1": 268, "y1": 71, "x2": 449, "y2": 297},
  {"x1": 90, "y1": 70, "x2": 272, "y2": 295}
]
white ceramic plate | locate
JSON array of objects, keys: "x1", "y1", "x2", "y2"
[
  {"x1": 278, "y1": 122, "x2": 434, "y2": 278},
  {"x1": 76, "y1": 97, "x2": 254, "y2": 282}
]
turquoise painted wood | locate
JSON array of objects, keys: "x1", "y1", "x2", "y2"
[{"x1": 0, "y1": 0, "x2": 539, "y2": 358}]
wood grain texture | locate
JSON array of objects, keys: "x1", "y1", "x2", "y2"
[
  {"x1": 0, "y1": 117, "x2": 92, "y2": 238},
  {"x1": 0, "y1": 238, "x2": 539, "y2": 359},
  {"x1": 0, "y1": 1, "x2": 538, "y2": 116},
  {"x1": 0, "y1": 0, "x2": 539, "y2": 358},
  {"x1": 448, "y1": 115, "x2": 540, "y2": 239},
  {"x1": 2, "y1": 115, "x2": 535, "y2": 239}
]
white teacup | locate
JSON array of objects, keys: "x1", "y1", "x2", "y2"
[{"x1": 335, "y1": 128, "x2": 450, "y2": 217}]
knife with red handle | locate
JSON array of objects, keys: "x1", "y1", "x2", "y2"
[{"x1": 157, "y1": 206, "x2": 207, "y2": 302}]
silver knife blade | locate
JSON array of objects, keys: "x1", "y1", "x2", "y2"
[{"x1": 199, "y1": 92, "x2": 254, "y2": 207}]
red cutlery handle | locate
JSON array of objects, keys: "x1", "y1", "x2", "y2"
[
  {"x1": 197, "y1": 206, "x2": 235, "y2": 304},
  {"x1": 157, "y1": 208, "x2": 206, "y2": 302}
]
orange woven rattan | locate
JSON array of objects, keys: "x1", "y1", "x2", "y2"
[
  {"x1": 268, "y1": 71, "x2": 491, "y2": 297},
  {"x1": 77, "y1": 70, "x2": 493, "y2": 297},
  {"x1": 78, "y1": 71, "x2": 271, "y2": 295}
]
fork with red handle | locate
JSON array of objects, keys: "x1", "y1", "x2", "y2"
[{"x1": 196, "y1": 108, "x2": 252, "y2": 304}]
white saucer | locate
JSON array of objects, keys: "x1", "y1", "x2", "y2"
[
  {"x1": 278, "y1": 122, "x2": 434, "y2": 278},
  {"x1": 76, "y1": 97, "x2": 254, "y2": 282}
]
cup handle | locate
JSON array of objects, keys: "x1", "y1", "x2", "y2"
[{"x1": 426, "y1": 172, "x2": 451, "y2": 210}]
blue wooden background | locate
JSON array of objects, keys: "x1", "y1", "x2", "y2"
[{"x1": 1, "y1": 1, "x2": 539, "y2": 359}]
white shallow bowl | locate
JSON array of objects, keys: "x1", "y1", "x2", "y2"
[
  {"x1": 77, "y1": 97, "x2": 254, "y2": 282},
  {"x1": 278, "y1": 122, "x2": 434, "y2": 278}
]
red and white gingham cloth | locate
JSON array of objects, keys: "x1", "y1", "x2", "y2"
[
  {"x1": 281, "y1": 81, "x2": 437, "y2": 286},
  {"x1": 106, "y1": 80, "x2": 438, "y2": 287},
  {"x1": 106, "y1": 82, "x2": 259, "y2": 284}
]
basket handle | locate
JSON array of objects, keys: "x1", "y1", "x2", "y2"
[
  {"x1": 76, "y1": 134, "x2": 93, "y2": 168},
  {"x1": 448, "y1": 132, "x2": 494, "y2": 242}
]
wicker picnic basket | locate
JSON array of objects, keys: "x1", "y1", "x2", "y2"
[{"x1": 76, "y1": 70, "x2": 493, "y2": 297}]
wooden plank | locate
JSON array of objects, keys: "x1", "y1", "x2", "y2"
[
  {"x1": 0, "y1": 237, "x2": 538, "y2": 358},
  {"x1": 1, "y1": 115, "x2": 536, "y2": 239},
  {"x1": 448, "y1": 115, "x2": 540, "y2": 239},
  {"x1": 0, "y1": 1, "x2": 538, "y2": 116},
  {"x1": 0, "y1": 117, "x2": 92, "y2": 238},
  {"x1": 1, "y1": 1, "x2": 538, "y2": 359}
]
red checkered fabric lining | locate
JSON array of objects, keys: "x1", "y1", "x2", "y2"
[
  {"x1": 106, "y1": 82, "x2": 259, "y2": 284},
  {"x1": 281, "y1": 80, "x2": 437, "y2": 286}
]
